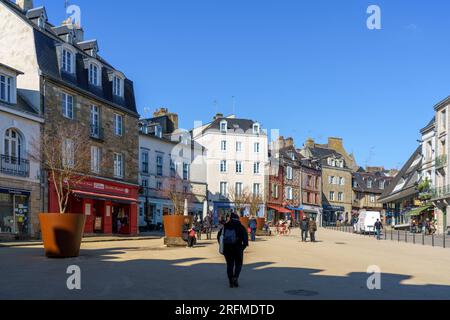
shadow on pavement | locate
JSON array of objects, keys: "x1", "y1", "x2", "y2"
[{"x1": 1, "y1": 245, "x2": 450, "y2": 300}]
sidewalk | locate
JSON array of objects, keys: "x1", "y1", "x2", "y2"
[{"x1": 0, "y1": 232, "x2": 164, "y2": 248}]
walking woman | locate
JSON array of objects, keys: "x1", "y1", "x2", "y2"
[{"x1": 218, "y1": 213, "x2": 249, "y2": 288}]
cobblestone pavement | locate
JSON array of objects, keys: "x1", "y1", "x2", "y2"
[{"x1": 1, "y1": 228, "x2": 450, "y2": 300}]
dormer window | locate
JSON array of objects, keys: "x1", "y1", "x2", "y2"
[
  {"x1": 61, "y1": 48, "x2": 74, "y2": 74},
  {"x1": 155, "y1": 125, "x2": 162, "y2": 138},
  {"x1": 89, "y1": 63, "x2": 100, "y2": 86},
  {"x1": 0, "y1": 74, "x2": 14, "y2": 104},
  {"x1": 253, "y1": 123, "x2": 260, "y2": 135},
  {"x1": 113, "y1": 75, "x2": 123, "y2": 97},
  {"x1": 220, "y1": 120, "x2": 228, "y2": 133},
  {"x1": 38, "y1": 16, "x2": 45, "y2": 29}
]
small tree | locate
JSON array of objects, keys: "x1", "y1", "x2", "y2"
[
  {"x1": 249, "y1": 193, "x2": 264, "y2": 218},
  {"x1": 163, "y1": 177, "x2": 193, "y2": 215},
  {"x1": 30, "y1": 122, "x2": 92, "y2": 214},
  {"x1": 228, "y1": 185, "x2": 250, "y2": 217}
]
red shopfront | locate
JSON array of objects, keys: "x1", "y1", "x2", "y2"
[{"x1": 48, "y1": 177, "x2": 139, "y2": 236}]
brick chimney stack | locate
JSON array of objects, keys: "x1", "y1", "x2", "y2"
[
  {"x1": 16, "y1": 0, "x2": 33, "y2": 11},
  {"x1": 306, "y1": 138, "x2": 315, "y2": 148},
  {"x1": 285, "y1": 137, "x2": 294, "y2": 148},
  {"x1": 153, "y1": 108, "x2": 179, "y2": 131},
  {"x1": 278, "y1": 136, "x2": 285, "y2": 149}
]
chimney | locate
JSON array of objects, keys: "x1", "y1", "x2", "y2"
[
  {"x1": 214, "y1": 113, "x2": 224, "y2": 120},
  {"x1": 285, "y1": 137, "x2": 294, "y2": 148},
  {"x1": 328, "y1": 137, "x2": 344, "y2": 152},
  {"x1": 73, "y1": 27, "x2": 84, "y2": 43},
  {"x1": 306, "y1": 138, "x2": 315, "y2": 148},
  {"x1": 278, "y1": 136, "x2": 285, "y2": 149},
  {"x1": 16, "y1": 0, "x2": 33, "y2": 11},
  {"x1": 153, "y1": 108, "x2": 179, "y2": 132},
  {"x1": 153, "y1": 108, "x2": 169, "y2": 117}
]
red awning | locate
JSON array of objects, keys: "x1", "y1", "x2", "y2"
[
  {"x1": 268, "y1": 205, "x2": 293, "y2": 214},
  {"x1": 73, "y1": 190, "x2": 139, "y2": 203}
]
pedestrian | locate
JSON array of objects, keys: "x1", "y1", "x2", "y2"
[
  {"x1": 249, "y1": 216, "x2": 257, "y2": 242},
  {"x1": 218, "y1": 213, "x2": 249, "y2": 288},
  {"x1": 300, "y1": 217, "x2": 309, "y2": 242},
  {"x1": 308, "y1": 217, "x2": 318, "y2": 242},
  {"x1": 374, "y1": 219, "x2": 383, "y2": 240},
  {"x1": 187, "y1": 226, "x2": 196, "y2": 248}
]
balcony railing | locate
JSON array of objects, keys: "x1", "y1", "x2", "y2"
[
  {"x1": 436, "y1": 154, "x2": 447, "y2": 169},
  {"x1": 0, "y1": 155, "x2": 30, "y2": 177},
  {"x1": 90, "y1": 125, "x2": 104, "y2": 140},
  {"x1": 431, "y1": 185, "x2": 450, "y2": 200}
]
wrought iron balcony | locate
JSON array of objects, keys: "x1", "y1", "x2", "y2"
[
  {"x1": 436, "y1": 154, "x2": 447, "y2": 169},
  {"x1": 430, "y1": 185, "x2": 450, "y2": 200},
  {"x1": 90, "y1": 125, "x2": 104, "y2": 140},
  {"x1": 0, "y1": 155, "x2": 30, "y2": 178}
]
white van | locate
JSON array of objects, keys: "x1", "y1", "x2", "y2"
[{"x1": 354, "y1": 211, "x2": 381, "y2": 234}]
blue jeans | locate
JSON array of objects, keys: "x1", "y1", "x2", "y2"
[
  {"x1": 376, "y1": 229, "x2": 381, "y2": 240},
  {"x1": 251, "y1": 229, "x2": 256, "y2": 241}
]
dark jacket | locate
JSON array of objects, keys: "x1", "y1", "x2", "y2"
[
  {"x1": 308, "y1": 220, "x2": 317, "y2": 233},
  {"x1": 300, "y1": 219, "x2": 309, "y2": 231},
  {"x1": 374, "y1": 221, "x2": 383, "y2": 230},
  {"x1": 218, "y1": 218, "x2": 249, "y2": 250},
  {"x1": 249, "y1": 218, "x2": 257, "y2": 229}
]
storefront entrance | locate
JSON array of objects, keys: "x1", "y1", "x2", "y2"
[{"x1": 0, "y1": 189, "x2": 30, "y2": 235}]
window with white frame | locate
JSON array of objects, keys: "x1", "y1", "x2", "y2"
[
  {"x1": 272, "y1": 184, "x2": 279, "y2": 198},
  {"x1": 183, "y1": 163, "x2": 190, "y2": 181},
  {"x1": 329, "y1": 191, "x2": 335, "y2": 201},
  {"x1": 220, "y1": 120, "x2": 228, "y2": 133},
  {"x1": 141, "y1": 178, "x2": 148, "y2": 188},
  {"x1": 285, "y1": 186, "x2": 293, "y2": 200},
  {"x1": 141, "y1": 150, "x2": 149, "y2": 174},
  {"x1": 170, "y1": 159, "x2": 176, "y2": 177},
  {"x1": 156, "y1": 155, "x2": 163, "y2": 176},
  {"x1": 370, "y1": 194, "x2": 376, "y2": 203},
  {"x1": 339, "y1": 177, "x2": 345, "y2": 186},
  {"x1": 236, "y1": 141, "x2": 242, "y2": 152},
  {"x1": 235, "y1": 182, "x2": 243, "y2": 196},
  {"x1": 114, "y1": 114, "x2": 123, "y2": 136},
  {"x1": 254, "y1": 162, "x2": 260, "y2": 174},
  {"x1": 253, "y1": 183, "x2": 261, "y2": 196},
  {"x1": 91, "y1": 146, "x2": 101, "y2": 173},
  {"x1": 338, "y1": 192, "x2": 344, "y2": 202},
  {"x1": 236, "y1": 161, "x2": 243, "y2": 173},
  {"x1": 286, "y1": 166, "x2": 293, "y2": 180},
  {"x1": 89, "y1": 63, "x2": 100, "y2": 86},
  {"x1": 254, "y1": 142, "x2": 260, "y2": 153},
  {"x1": 62, "y1": 48, "x2": 74, "y2": 73},
  {"x1": 113, "y1": 75, "x2": 123, "y2": 97},
  {"x1": 329, "y1": 176, "x2": 335, "y2": 185},
  {"x1": 221, "y1": 140, "x2": 227, "y2": 151},
  {"x1": 379, "y1": 180, "x2": 385, "y2": 190},
  {"x1": 114, "y1": 153, "x2": 124, "y2": 178},
  {"x1": 220, "y1": 182, "x2": 228, "y2": 197},
  {"x1": 0, "y1": 74, "x2": 14, "y2": 103},
  {"x1": 220, "y1": 160, "x2": 227, "y2": 173},
  {"x1": 367, "y1": 179, "x2": 373, "y2": 188},
  {"x1": 253, "y1": 123, "x2": 260, "y2": 134},
  {"x1": 62, "y1": 139, "x2": 74, "y2": 168},
  {"x1": 61, "y1": 92, "x2": 73, "y2": 119}
]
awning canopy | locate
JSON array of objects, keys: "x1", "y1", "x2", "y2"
[
  {"x1": 287, "y1": 205, "x2": 303, "y2": 211},
  {"x1": 267, "y1": 205, "x2": 293, "y2": 214},
  {"x1": 73, "y1": 190, "x2": 139, "y2": 204},
  {"x1": 405, "y1": 205, "x2": 433, "y2": 217}
]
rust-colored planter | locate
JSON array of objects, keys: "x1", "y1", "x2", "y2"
[
  {"x1": 256, "y1": 218, "x2": 266, "y2": 231},
  {"x1": 39, "y1": 213, "x2": 86, "y2": 258},
  {"x1": 163, "y1": 215, "x2": 193, "y2": 238},
  {"x1": 240, "y1": 217, "x2": 249, "y2": 230}
]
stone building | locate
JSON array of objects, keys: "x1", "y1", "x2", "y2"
[
  {"x1": 299, "y1": 157, "x2": 322, "y2": 222},
  {"x1": 0, "y1": 0, "x2": 140, "y2": 235},
  {"x1": 300, "y1": 138, "x2": 354, "y2": 225},
  {"x1": 0, "y1": 63, "x2": 43, "y2": 239},
  {"x1": 352, "y1": 167, "x2": 393, "y2": 223},
  {"x1": 138, "y1": 109, "x2": 207, "y2": 230}
]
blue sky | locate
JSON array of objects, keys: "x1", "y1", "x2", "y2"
[{"x1": 34, "y1": 0, "x2": 450, "y2": 169}]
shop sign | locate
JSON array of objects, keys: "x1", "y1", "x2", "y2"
[{"x1": 0, "y1": 188, "x2": 31, "y2": 196}]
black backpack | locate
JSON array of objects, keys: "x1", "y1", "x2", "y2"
[{"x1": 223, "y1": 228, "x2": 238, "y2": 245}]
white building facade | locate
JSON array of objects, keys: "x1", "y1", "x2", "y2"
[
  {"x1": 192, "y1": 114, "x2": 269, "y2": 225},
  {"x1": 0, "y1": 63, "x2": 43, "y2": 238}
]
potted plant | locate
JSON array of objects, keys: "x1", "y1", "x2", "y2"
[
  {"x1": 162, "y1": 178, "x2": 193, "y2": 246},
  {"x1": 31, "y1": 122, "x2": 91, "y2": 258}
]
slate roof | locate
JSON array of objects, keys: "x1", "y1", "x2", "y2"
[
  {"x1": 1, "y1": 0, "x2": 138, "y2": 116},
  {"x1": 0, "y1": 91, "x2": 40, "y2": 117},
  {"x1": 379, "y1": 147, "x2": 422, "y2": 203},
  {"x1": 353, "y1": 171, "x2": 393, "y2": 194},
  {"x1": 202, "y1": 117, "x2": 259, "y2": 134},
  {"x1": 304, "y1": 145, "x2": 351, "y2": 169},
  {"x1": 420, "y1": 117, "x2": 435, "y2": 134}
]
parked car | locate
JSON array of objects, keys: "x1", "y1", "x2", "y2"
[{"x1": 354, "y1": 210, "x2": 381, "y2": 234}]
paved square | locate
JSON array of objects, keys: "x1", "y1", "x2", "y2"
[{"x1": 1, "y1": 229, "x2": 450, "y2": 300}]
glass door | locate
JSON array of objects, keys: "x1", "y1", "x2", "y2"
[
  {"x1": 14, "y1": 195, "x2": 29, "y2": 235},
  {"x1": 0, "y1": 193, "x2": 13, "y2": 233}
]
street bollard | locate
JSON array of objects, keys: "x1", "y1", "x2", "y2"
[
  {"x1": 432, "y1": 234, "x2": 434, "y2": 247},
  {"x1": 405, "y1": 231, "x2": 407, "y2": 243},
  {"x1": 398, "y1": 230, "x2": 400, "y2": 242},
  {"x1": 413, "y1": 233, "x2": 415, "y2": 245},
  {"x1": 391, "y1": 230, "x2": 393, "y2": 241},
  {"x1": 422, "y1": 233, "x2": 425, "y2": 246},
  {"x1": 444, "y1": 234, "x2": 446, "y2": 249}
]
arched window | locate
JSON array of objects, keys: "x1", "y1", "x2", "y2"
[{"x1": 4, "y1": 128, "x2": 23, "y2": 161}]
